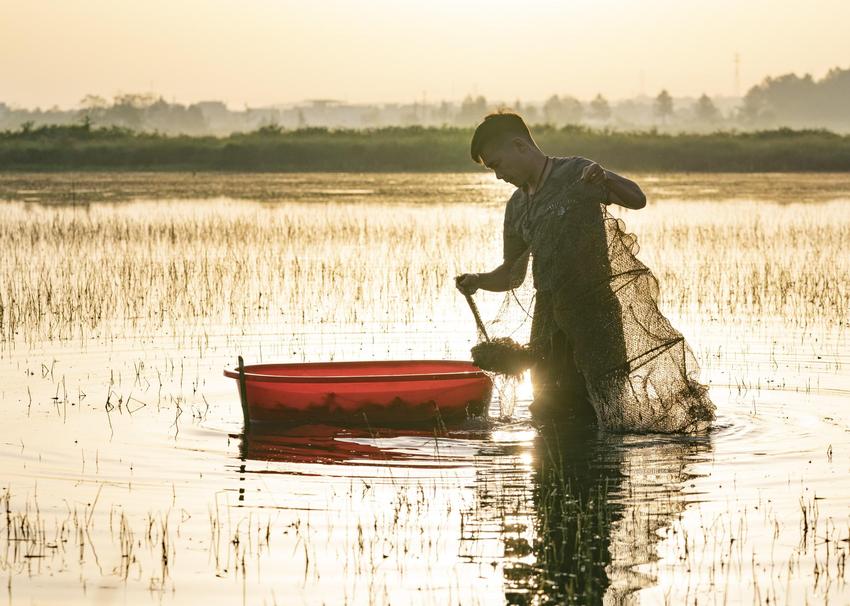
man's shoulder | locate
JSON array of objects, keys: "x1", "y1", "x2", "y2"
[{"x1": 550, "y1": 155, "x2": 595, "y2": 179}]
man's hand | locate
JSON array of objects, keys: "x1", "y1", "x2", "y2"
[
  {"x1": 580, "y1": 161, "x2": 647, "y2": 209},
  {"x1": 455, "y1": 273, "x2": 481, "y2": 296},
  {"x1": 580, "y1": 162, "x2": 609, "y2": 186}
]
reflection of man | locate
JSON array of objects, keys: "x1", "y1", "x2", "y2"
[
  {"x1": 496, "y1": 425, "x2": 712, "y2": 602},
  {"x1": 455, "y1": 112, "x2": 647, "y2": 425}
]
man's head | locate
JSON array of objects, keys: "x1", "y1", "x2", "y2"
[{"x1": 470, "y1": 112, "x2": 543, "y2": 188}]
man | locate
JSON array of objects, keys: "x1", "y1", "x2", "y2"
[{"x1": 456, "y1": 112, "x2": 647, "y2": 425}]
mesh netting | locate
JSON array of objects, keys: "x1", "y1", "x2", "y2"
[{"x1": 474, "y1": 165, "x2": 715, "y2": 433}]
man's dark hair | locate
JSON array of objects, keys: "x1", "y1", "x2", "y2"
[{"x1": 470, "y1": 111, "x2": 533, "y2": 164}]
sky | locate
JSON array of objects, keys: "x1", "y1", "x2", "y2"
[{"x1": 2, "y1": 0, "x2": 849, "y2": 109}]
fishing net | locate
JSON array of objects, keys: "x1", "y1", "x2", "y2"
[{"x1": 471, "y1": 157, "x2": 715, "y2": 433}]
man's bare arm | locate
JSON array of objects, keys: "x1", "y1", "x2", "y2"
[
  {"x1": 456, "y1": 250, "x2": 529, "y2": 295},
  {"x1": 458, "y1": 263, "x2": 512, "y2": 293}
]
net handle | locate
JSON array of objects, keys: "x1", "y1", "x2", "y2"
[{"x1": 462, "y1": 292, "x2": 490, "y2": 343}]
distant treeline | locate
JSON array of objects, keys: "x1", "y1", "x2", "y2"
[
  {"x1": 2, "y1": 122, "x2": 850, "y2": 172},
  {"x1": 4, "y1": 66, "x2": 850, "y2": 135}
]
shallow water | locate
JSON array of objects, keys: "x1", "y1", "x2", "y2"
[{"x1": 1, "y1": 172, "x2": 849, "y2": 605}]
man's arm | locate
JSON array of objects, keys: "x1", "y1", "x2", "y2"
[
  {"x1": 456, "y1": 217, "x2": 529, "y2": 295},
  {"x1": 457, "y1": 250, "x2": 529, "y2": 294},
  {"x1": 581, "y1": 162, "x2": 646, "y2": 210}
]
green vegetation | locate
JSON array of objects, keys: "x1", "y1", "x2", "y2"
[{"x1": 3, "y1": 122, "x2": 850, "y2": 172}]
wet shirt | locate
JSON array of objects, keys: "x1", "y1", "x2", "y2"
[{"x1": 503, "y1": 155, "x2": 607, "y2": 292}]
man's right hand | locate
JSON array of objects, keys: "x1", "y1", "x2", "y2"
[{"x1": 455, "y1": 273, "x2": 481, "y2": 296}]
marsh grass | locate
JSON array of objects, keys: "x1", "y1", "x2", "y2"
[
  {"x1": 1, "y1": 173, "x2": 849, "y2": 604},
  {"x1": 1, "y1": 197, "x2": 848, "y2": 349},
  {"x1": 0, "y1": 199, "x2": 496, "y2": 346}
]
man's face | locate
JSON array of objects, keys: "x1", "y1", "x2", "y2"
[{"x1": 479, "y1": 138, "x2": 529, "y2": 188}]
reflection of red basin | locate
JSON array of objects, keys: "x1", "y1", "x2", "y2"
[
  {"x1": 223, "y1": 360, "x2": 492, "y2": 426},
  {"x1": 235, "y1": 425, "x2": 441, "y2": 465}
]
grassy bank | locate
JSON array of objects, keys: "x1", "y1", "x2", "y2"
[{"x1": 2, "y1": 123, "x2": 850, "y2": 172}]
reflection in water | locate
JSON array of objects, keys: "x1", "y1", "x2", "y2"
[
  {"x1": 235, "y1": 420, "x2": 712, "y2": 604},
  {"x1": 237, "y1": 424, "x2": 405, "y2": 466},
  {"x1": 472, "y1": 423, "x2": 713, "y2": 604},
  {"x1": 235, "y1": 423, "x2": 482, "y2": 467}
]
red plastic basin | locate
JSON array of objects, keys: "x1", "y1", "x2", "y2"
[{"x1": 223, "y1": 360, "x2": 492, "y2": 426}]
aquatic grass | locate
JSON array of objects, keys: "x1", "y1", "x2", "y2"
[
  {"x1": 1, "y1": 173, "x2": 849, "y2": 604},
  {"x1": 0, "y1": 198, "x2": 500, "y2": 346},
  {"x1": 626, "y1": 199, "x2": 850, "y2": 327},
  {"x1": 0, "y1": 194, "x2": 848, "y2": 349}
]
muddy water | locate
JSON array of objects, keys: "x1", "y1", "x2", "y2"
[{"x1": 1, "y1": 172, "x2": 848, "y2": 605}]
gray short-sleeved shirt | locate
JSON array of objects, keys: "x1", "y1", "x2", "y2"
[{"x1": 502, "y1": 155, "x2": 605, "y2": 291}]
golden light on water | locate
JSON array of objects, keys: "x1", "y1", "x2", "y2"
[{"x1": 3, "y1": 1, "x2": 850, "y2": 599}]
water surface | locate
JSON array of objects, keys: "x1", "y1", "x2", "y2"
[{"x1": 1, "y1": 172, "x2": 848, "y2": 604}]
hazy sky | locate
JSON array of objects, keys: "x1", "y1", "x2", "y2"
[{"x1": 3, "y1": 0, "x2": 849, "y2": 108}]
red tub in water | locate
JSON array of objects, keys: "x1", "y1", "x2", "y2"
[{"x1": 223, "y1": 360, "x2": 492, "y2": 426}]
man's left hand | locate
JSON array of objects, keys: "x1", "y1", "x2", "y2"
[{"x1": 581, "y1": 162, "x2": 608, "y2": 185}]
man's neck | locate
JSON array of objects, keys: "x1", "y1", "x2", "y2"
[{"x1": 523, "y1": 152, "x2": 550, "y2": 196}]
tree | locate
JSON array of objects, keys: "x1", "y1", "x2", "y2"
[
  {"x1": 435, "y1": 101, "x2": 452, "y2": 125},
  {"x1": 78, "y1": 94, "x2": 110, "y2": 126},
  {"x1": 523, "y1": 104, "x2": 540, "y2": 125},
  {"x1": 80, "y1": 94, "x2": 108, "y2": 110},
  {"x1": 739, "y1": 86, "x2": 768, "y2": 125},
  {"x1": 458, "y1": 95, "x2": 488, "y2": 125},
  {"x1": 512, "y1": 98, "x2": 538, "y2": 123},
  {"x1": 737, "y1": 68, "x2": 850, "y2": 128},
  {"x1": 654, "y1": 89, "x2": 674, "y2": 124},
  {"x1": 588, "y1": 94, "x2": 611, "y2": 122},
  {"x1": 820, "y1": 67, "x2": 850, "y2": 122},
  {"x1": 693, "y1": 93, "x2": 719, "y2": 124},
  {"x1": 543, "y1": 95, "x2": 584, "y2": 125}
]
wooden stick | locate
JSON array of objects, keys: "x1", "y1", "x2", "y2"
[
  {"x1": 462, "y1": 293, "x2": 490, "y2": 342},
  {"x1": 237, "y1": 355, "x2": 250, "y2": 432}
]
